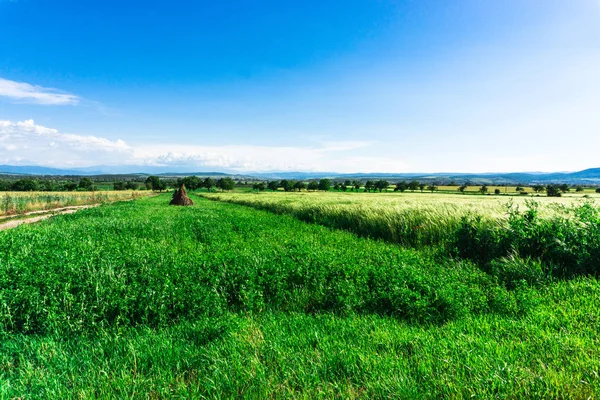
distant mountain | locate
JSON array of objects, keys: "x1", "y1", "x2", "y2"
[
  {"x1": 0, "y1": 164, "x2": 237, "y2": 176},
  {"x1": 568, "y1": 168, "x2": 600, "y2": 179},
  {"x1": 73, "y1": 165, "x2": 234, "y2": 175},
  {"x1": 0, "y1": 164, "x2": 599, "y2": 185},
  {"x1": 0, "y1": 165, "x2": 86, "y2": 175},
  {"x1": 251, "y1": 171, "x2": 339, "y2": 180}
]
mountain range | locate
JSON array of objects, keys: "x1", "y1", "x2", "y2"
[{"x1": 1, "y1": 165, "x2": 600, "y2": 185}]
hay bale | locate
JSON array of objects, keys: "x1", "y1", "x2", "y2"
[{"x1": 170, "y1": 184, "x2": 194, "y2": 206}]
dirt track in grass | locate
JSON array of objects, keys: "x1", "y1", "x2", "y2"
[{"x1": 0, "y1": 204, "x2": 99, "y2": 231}]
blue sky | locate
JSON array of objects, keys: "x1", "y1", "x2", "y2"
[{"x1": 0, "y1": 0, "x2": 599, "y2": 173}]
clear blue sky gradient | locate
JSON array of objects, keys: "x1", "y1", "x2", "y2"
[{"x1": 1, "y1": 0, "x2": 599, "y2": 172}]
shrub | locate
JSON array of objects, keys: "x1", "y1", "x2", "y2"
[{"x1": 454, "y1": 201, "x2": 600, "y2": 278}]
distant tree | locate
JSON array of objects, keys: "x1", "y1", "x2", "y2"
[
  {"x1": 479, "y1": 185, "x2": 488, "y2": 194},
  {"x1": 342, "y1": 180, "x2": 352, "y2": 192},
  {"x1": 559, "y1": 184, "x2": 570, "y2": 193},
  {"x1": 318, "y1": 178, "x2": 332, "y2": 191},
  {"x1": 333, "y1": 182, "x2": 342, "y2": 191},
  {"x1": 64, "y1": 182, "x2": 77, "y2": 191},
  {"x1": 203, "y1": 177, "x2": 216, "y2": 192},
  {"x1": 294, "y1": 181, "x2": 307, "y2": 191},
  {"x1": 419, "y1": 183, "x2": 426, "y2": 192},
  {"x1": 575, "y1": 186, "x2": 584, "y2": 192},
  {"x1": 281, "y1": 179, "x2": 295, "y2": 192},
  {"x1": 280, "y1": 179, "x2": 289, "y2": 192},
  {"x1": 596, "y1": 188, "x2": 600, "y2": 194},
  {"x1": 375, "y1": 180, "x2": 389, "y2": 192},
  {"x1": 252, "y1": 182, "x2": 266, "y2": 191},
  {"x1": 216, "y1": 177, "x2": 235, "y2": 191},
  {"x1": 0, "y1": 180, "x2": 9, "y2": 191},
  {"x1": 409, "y1": 181, "x2": 420, "y2": 192},
  {"x1": 12, "y1": 179, "x2": 39, "y2": 191},
  {"x1": 364, "y1": 180, "x2": 375, "y2": 192},
  {"x1": 494, "y1": 188, "x2": 501, "y2": 195},
  {"x1": 78, "y1": 177, "x2": 94, "y2": 191},
  {"x1": 515, "y1": 186, "x2": 524, "y2": 192},
  {"x1": 267, "y1": 180, "x2": 280, "y2": 191},
  {"x1": 352, "y1": 180, "x2": 361, "y2": 192},
  {"x1": 532, "y1": 185, "x2": 545, "y2": 193},
  {"x1": 125, "y1": 181, "x2": 139, "y2": 190},
  {"x1": 157, "y1": 180, "x2": 168, "y2": 192},
  {"x1": 180, "y1": 176, "x2": 201, "y2": 191},
  {"x1": 145, "y1": 176, "x2": 162, "y2": 191},
  {"x1": 113, "y1": 181, "x2": 126, "y2": 190},
  {"x1": 41, "y1": 180, "x2": 57, "y2": 191},
  {"x1": 394, "y1": 181, "x2": 408, "y2": 192},
  {"x1": 427, "y1": 184, "x2": 438, "y2": 193},
  {"x1": 546, "y1": 184, "x2": 562, "y2": 197},
  {"x1": 307, "y1": 181, "x2": 319, "y2": 191},
  {"x1": 458, "y1": 184, "x2": 467, "y2": 194},
  {"x1": 161, "y1": 179, "x2": 176, "y2": 190}
]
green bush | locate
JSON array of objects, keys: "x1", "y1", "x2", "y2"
[{"x1": 454, "y1": 201, "x2": 600, "y2": 278}]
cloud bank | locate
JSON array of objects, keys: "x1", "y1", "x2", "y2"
[
  {"x1": 0, "y1": 78, "x2": 80, "y2": 105},
  {"x1": 0, "y1": 120, "x2": 400, "y2": 173}
]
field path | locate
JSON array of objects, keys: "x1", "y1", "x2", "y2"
[{"x1": 0, "y1": 204, "x2": 99, "y2": 231}]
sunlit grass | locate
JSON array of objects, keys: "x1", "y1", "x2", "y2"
[
  {"x1": 202, "y1": 191, "x2": 598, "y2": 247},
  {"x1": 0, "y1": 195, "x2": 598, "y2": 397}
]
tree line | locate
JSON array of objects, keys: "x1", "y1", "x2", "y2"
[
  {"x1": 3, "y1": 174, "x2": 600, "y2": 196},
  {"x1": 0, "y1": 177, "x2": 104, "y2": 192},
  {"x1": 144, "y1": 176, "x2": 236, "y2": 192}
]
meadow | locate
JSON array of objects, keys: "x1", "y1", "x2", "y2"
[
  {"x1": 0, "y1": 190, "x2": 148, "y2": 216},
  {"x1": 0, "y1": 194, "x2": 598, "y2": 398},
  {"x1": 203, "y1": 191, "x2": 600, "y2": 274},
  {"x1": 435, "y1": 185, "x2": 599, "y2": 194}
]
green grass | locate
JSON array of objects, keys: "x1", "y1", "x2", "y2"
[
  {"x1": 202, "y1": 191, "x2": 600, "y2": 278},
  {"x1": 0, "y1": 195, "x2": 598, "y2": 398}
]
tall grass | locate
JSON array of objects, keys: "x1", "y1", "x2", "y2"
[
  {"x1": 0, "y1": 190, "x2": 148, "y2": 216},
  {"x1": 203, "y1": 192, "x2": 600, "y2": 278},
  {"x1": 454, "y1": 200, "x2": 600, "y2": 278},
  {"x1": 203, "y1": 192, "x2": 492, "y2": 247}
]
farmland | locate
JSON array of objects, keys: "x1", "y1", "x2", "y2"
[
  {"x1": 0, "y1": 190, "x2": 149, "y2": 217},
  {"x1": 203, "y1": 192, "x2": 600, "y2": 267},
  {"x1": 0, "y1": 193, "x2": 598, "y2": 398}
]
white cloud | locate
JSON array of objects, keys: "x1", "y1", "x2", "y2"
[
  {"x1": 130, "y1": 141, "x2": 397, "y2": 173},
  {"x1": 0, "y1": 78, "x2": 80, "y2": 105},
  {"x1": 0, "y1": 119, "x2": 403, "y2": 172},
  {"x1": 0, "y1": 120, "x2": 129, "y2": 167}
]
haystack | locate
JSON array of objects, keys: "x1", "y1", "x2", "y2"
[{"x1": 170, "y1": 184, "x2": 194, "y2": 206}]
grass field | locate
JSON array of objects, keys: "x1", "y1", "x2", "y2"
[
  {"x1": 435, "y1": 185, "x2": 599, "y2": 194},
  {"x1": 0, "y1": 190, "x2": 149, "y2": 216},
  {"x1": 202, "y1": 191, "x2": 599, "y2": 248},
  {"x1": 0, "y1": 194, "x2": 598, "y2": 398}
]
